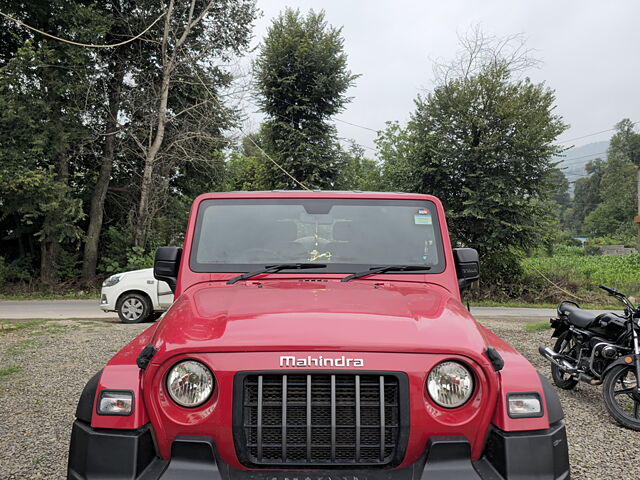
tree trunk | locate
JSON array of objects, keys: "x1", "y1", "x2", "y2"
[
  {"x1": 133, "y1": 0, "x2": 175, "y2": 248},
  {"x1": 40, "y1": 148, "x2": 69, "y2": 284},
  {"x1": 40, "y1": 240, "x2": 56, "y2": 285},
  {"x1": 81, "y1": 57, "x2": 126, "y2": 283}
]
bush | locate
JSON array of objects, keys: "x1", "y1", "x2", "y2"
[
  {"x1": 0, "y1": 255, "x2": 33, "y2": 287},
  {"x1": 552, "y1": 244, "x2": 583, "y2": 257}
]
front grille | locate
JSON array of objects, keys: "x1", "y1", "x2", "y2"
[{"x1": 235, "y1": 372, "x2": 405, "y2": 467}]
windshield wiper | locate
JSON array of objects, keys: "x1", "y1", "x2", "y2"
[
  {"x1": 227, "y1": 263, "x2": 327, "y2": 285},
  {"x1": 341, "y1": 265, "x2": 431, "y2": 282}
]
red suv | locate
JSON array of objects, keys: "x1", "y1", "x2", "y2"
[{"x1": 68, "y1": 191, "x2": 570, "y2": 480}]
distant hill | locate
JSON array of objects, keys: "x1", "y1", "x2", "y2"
[{"x1": 554, "y1": 140, "x2": 609, "y2": 185}]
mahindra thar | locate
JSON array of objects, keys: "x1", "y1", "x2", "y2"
[{"x1": 68, "y1": 191, "x2": 570, "y2": 480}]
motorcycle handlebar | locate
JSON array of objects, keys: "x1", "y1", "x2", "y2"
[{"x1": 599, "y1": 284, "x2": 618, "y2": 296}]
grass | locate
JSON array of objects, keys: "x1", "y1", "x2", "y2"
[
  {"x1": 0, "y1": 365, "x2": 22, "y2": 377},
  {"x1": 525, "y1": 321, "x2": 551, "y2": 333},
  {"x1": 0, "y1": 291, "x2": 99, "y2": 301},
  {"x1": 471, "y1": 300, "x2": 622, "y2": 310},
  {"x1": 0, "y1": 320, "x2": 46, "y2": 335},
  {"x1": 522, "y1": 253, "x2": 640, "y2": 298},
  {"x1": 6, "y1": 339, "x2": 36, "y2": 355}
]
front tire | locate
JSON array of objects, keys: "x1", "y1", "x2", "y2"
[
  {"x1": 602, "y1": 364, "x2": 640, "y2": 431},
  {"x1": 116, "y1": 293, "x2": 151, "y2": 324},
  {"x1": 551, "y1": 331, "x2": 579, "y2": 390}
]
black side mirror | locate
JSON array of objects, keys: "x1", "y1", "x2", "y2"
[
  {"x1": 453, "y1": 248, "x2": 480, "y2": 292},
  {"x1": 154, "y1": 246, "x2": 182, "y2": 293}
]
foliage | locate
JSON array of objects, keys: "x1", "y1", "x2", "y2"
[
  {"x1": 0, "y1": 0, "x2": 258, "y2": 287},
  {"x1": 566, "y1": 120, "x2": 640, "y2": 242},
  {"x1": 254, "y1": 8, "x2": 358, "y2": 189},
  {"x1": 563, "y1": 158, "x2": 606, "y2": 233},
  {"x1": 582, "y1": 156, "x2": 637, "y2": 240},
  {"x1": 522, "y1": 254, "x2": 640, "y2": 297},
  {"x1": 378, "y1": 43, "x2": 567, "y2": 285},
  {"x1": 335, "y1": 143, "x2": 384, "y2": 191}
]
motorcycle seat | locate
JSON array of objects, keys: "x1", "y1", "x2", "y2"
[{"x1": 558, "y1": 303, "x2": 597, "y2": 329}]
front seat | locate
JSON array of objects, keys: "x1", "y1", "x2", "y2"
[{"x1": 558, "y1": 303, "x2": 597, "y2": 329}]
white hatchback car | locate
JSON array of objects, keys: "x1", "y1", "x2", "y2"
[{"x1": 100, "y1": 268, "x2": 174, "y2": 323}]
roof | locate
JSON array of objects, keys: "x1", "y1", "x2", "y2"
[{"x1": 193, "y1": 190, "x2": 440, "y2": 202}]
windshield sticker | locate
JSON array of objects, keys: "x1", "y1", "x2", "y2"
[
  {"x1": 308, "y1": 249, "x2": 332, "y2": 262},
  {"x1": 414, "y1": 214, "x2": 432, "y2": 225},
  {"x1": 417, "y1": 208, "x2": 430, "y2": 215}
]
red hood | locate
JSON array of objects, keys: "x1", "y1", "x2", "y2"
[{"x1": 149, "y1": 279, "x2": 490, "y2": 365}]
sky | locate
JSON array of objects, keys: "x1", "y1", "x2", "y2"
[{"x1": 241, "y1": 0, "x2": 640, "y2": 157}]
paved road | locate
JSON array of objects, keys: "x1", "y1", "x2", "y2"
[
  {"x1": 0, "y1": 299, "x2": 622, "y2": 320},
  {"x1": 0, "y1": 300, "x2": 117, "y2": 320}
]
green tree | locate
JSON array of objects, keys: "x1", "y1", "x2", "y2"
[
  {"x1": 335, "y1": 142, "x2": 383, "y2": 191},
  {"x1": 0, "y1": 0, "x2": 109, "y2": 284},
  {"x1": 378, "y1": 32, "x2": 567, "y2": 276},
  {"x1": 564, "y1": 158, "x2": 605, "y2": 233},
  {"x1": 223, "y1": 134, "x2": 272, "y2": 191},
  {"x1": 254, "y1": 8, "x2": 358, "y2": 189},
  {"x1": 582, "y1": 121, "x2": 640, "y2": 243}
]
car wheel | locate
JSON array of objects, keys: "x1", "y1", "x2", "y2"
[{"x1": 117, "y1": 293, "x2": 151, "y2": 324}]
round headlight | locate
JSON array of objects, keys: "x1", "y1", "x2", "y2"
[
  {"x1": 427, "y1": 361, "x2": 474, "y2": 408},
  {"x1": 166, "y1": 360, "x2": 214, "y2": 408}
]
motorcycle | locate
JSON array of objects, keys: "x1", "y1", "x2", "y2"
[{"x1": 539, "y1": 285, "x2": 640, "y2": 430}]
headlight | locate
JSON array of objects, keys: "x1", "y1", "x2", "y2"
[
  {"x1": 97, "y1": 390, "x2": 133, "y2": 415},
  {"x1": 166, "y1": 360, "x2": 214, "y2": 408},
  {"x1": 427, "y1": 361, "x2": 474, "y2": 408},
  {"x1": 507, "y1": 393, "x2": 543, "y2": 418},
  {"x1": 102, "y1": 274, "x2": 123, "y2": 287}
]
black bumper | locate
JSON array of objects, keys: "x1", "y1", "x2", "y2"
[{"x1": 68, "y1": 420, "x2": 569, "y2": 480}]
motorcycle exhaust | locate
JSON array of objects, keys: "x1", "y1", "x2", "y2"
[{"x1": 538, "y1": 346, "x2": 577, "y2": 373}]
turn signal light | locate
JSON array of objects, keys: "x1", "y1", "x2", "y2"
[
  {"x1": 97, "y1": 390, "x2": 133, "y2": 416},
  {"x1": 507, "y1": 393, "x2": 542, "y2": 418}
]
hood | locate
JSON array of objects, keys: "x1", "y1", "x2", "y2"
[{"x1": 150, "y1": 279, "x2": 490, "y2": 362}]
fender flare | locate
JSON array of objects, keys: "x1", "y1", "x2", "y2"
[
  {"x1": 75, "y1": 369, "x2": 103, "y2": 423},
  {"x1": 537, "y1": 373, "x2": 564, "y2": 424},
  {"x1": 602, "y1": 354, "x2": 639, "y2": 378}
]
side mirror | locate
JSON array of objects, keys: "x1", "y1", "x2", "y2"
[
  {"x1": 154, "y1": 246, "x2": 182, "y2": 293},
  {"x1": 453, "y1": 248, "x2": 480, "y2": 292}
]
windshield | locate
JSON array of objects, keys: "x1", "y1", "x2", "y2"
[{"x1": 190, "y1": 198, "x2": 445, "y2": 273}]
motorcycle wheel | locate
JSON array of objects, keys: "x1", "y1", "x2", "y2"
[
  {"x1": 551, "y1": 331, "x2": 579, "y2": 390},
  {"x1": 602, "y1": 364, "x2": 640, "y2": 431}
]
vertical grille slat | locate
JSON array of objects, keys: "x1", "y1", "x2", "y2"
[
  {"x1": 241, "y1": 372, "x2": 401, "y2": 467},
  {"x1": 379, "y1": 375, "x2": 385, "y2": 462},
  {"x1": 281, "y1": 375, "x2": 287, "y2": 462},
  {"x1": 330, "y1": 375, "x2": 336, "y2": 462},
  {"x1": 306, "y1": 374, "x2": 311, "y2": 462},
  {"x1": 355, "y1": 375, "x2": 361, "y2": 462},
  {"x1": 257, "y1": 375, "x2": 263, "y2": 462}
]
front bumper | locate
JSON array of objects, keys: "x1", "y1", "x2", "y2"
[
  {"x1": 99, "y1": 292, "x2": 114, "y2": 311},
  {"x1": 67, "y1": 420, "x2": 570, "y2": 480}
]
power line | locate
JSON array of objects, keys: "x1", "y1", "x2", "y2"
[
  {"x1": 558, "y1": 150, "x2": 608, "y2": 167},
  {"x1": 241, "y1": 96, "x2": 379, "y2": 154},
  {"x1": 0, "y1": 10, "x2": 166, "y2": 49},
  {"x1": 558, "y1": 128, "x2": 616, "y2": 145},
  {"x1": 241, "y1": 130, "x2": 311, "y2": 190},
  {"x1": 334, "y1": 117, "x2": 378, "y2": 133},
  {"x1": 557, "y1": 120, "x2": 636, "y2": 145},
  {"x1": 187, "y1": 56, "x2": 311, "y2": 191}
]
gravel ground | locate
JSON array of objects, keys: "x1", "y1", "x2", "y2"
[{"x1": 0, "y1": 317, "x2": 638, "y2": 479}]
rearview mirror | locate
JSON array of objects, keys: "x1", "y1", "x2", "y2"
[
  {"x1": 154, "y1": 246, "x2": 182, "y2": 293},
  {"x1": 453, "y1": 248, "x2": 480, "y2": 292}
]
